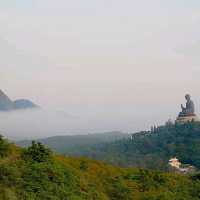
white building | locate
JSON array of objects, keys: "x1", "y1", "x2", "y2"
[
  {"x1": 169, "y1": 158, "x2": 181, "y2": 169},
  {"x1": 168, "y1": 157, "x2": 195, "y2": 174}
]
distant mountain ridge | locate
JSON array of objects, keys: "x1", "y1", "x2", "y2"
[
  {"x1": 0, "y1": 89, "x2": 39, "y2": 111},
  {"x1": 13, "y1": 99, "x2": 38, "y2": 110},
  {"x1": 16, "y1": 131, "x2": 131, "y2": 154}
]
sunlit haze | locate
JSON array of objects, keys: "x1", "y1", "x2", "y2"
[{"x1": 1, "y1": 0, "x2": 200, "y2": 139}]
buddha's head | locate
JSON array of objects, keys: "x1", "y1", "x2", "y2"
[{"x1": 185, "y1": 94, "x2": 191, "y2": 101}]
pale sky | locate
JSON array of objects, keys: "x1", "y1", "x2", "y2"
[{"x1": 0, "y1": 1, "x2": 200, "y2": 139}]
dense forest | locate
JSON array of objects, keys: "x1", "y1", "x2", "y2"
[
  {"x1": 63, "y1": 121, "x2": 200, "y2": 171},
  {"x1": 2, "y1": 134, "x2": 200, "y2": 199}
]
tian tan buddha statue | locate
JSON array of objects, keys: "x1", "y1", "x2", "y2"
[
  {"x1": 176, "y1": 94, "x2": 199, "y2": 123},
  {"x1": 179, "y1": 94, "x2": 195, "y2": 117}
]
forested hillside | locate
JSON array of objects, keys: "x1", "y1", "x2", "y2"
[
  {"x1": 17, "y1": 132, "x2": 130, "y2": 154},
  {"x1": 65, "y1": 122, "x2": 200, "y2": 170},
  {"x1": 2, "y1": 135, "x2": 200, "y2": 200}
]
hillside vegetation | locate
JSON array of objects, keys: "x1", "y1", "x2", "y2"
[
  {"x1": 2, "y1": 135, "x2": 200, "y2": 200},
  {"x1": 17, "y1": 132, "x2": 130, "y2": 154},
  {"x1": 64, "y1": 121, "x2": 200, "y2": 170}
]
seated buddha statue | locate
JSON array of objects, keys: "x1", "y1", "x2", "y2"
[{"x1": 179, "y1": 94, "x2": 195, "y2": 117}]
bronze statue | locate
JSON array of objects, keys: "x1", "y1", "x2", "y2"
[{"x1": 179, "y1": 94, "x2": 195, "y2": 117}]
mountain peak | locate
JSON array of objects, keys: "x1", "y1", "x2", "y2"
[
  {"x1": 0, "y1": 89, "x2": 4, "y2": 95},
  {"x1": 0, "y1": 89, "x2": 14, "y2": 111},
  {"x1": 0, "y1": 89, "x2": 10, "y2": 98},
  {"x1": 0, "y1": 89, "x2": 39, "y2": 111},
  {"x1": 13, "y1": 99, "x2": 39, "y2": 110}
]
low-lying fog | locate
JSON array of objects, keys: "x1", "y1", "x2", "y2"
[
  {"x1": 1, "y1": 0, "x2": 200, "y2": 140},
  {"x1": 0, "y1": 104, "x2": 180, "y2": 141}
]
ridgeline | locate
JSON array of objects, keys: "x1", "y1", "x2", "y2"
[
  {"x1": 61, "y1": 121, "x2": 200, "y2": 171},
  {"x1": 17, "y1": 132, "x2": 130, "y2": 154}
]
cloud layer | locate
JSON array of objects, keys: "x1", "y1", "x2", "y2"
[{"x1": 0, "y1": 1, "x2": 200, "y2": 139}]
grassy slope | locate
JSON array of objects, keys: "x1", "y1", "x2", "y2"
[{"x1": 1, "y1": 138, "x2": 200, "y2": 200}]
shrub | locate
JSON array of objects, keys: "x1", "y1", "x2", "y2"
[
  {"x1": 22, "y1": 141, "x2": 52, "y2": 163},
  {"x1": 0, "y1": 135, "x2": 10, "y2": 158}
]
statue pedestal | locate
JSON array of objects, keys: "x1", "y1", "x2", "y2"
[{"x1": 176, "y1": 114, "x2": 200, "y2": 124}]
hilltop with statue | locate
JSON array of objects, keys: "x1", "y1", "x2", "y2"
[{"x1": 38, "y1": 94, "x2": 200, "y2": 172}]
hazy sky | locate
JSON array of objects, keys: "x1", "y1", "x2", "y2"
[{"x1": 0, "y1": 1, "x2": 200, "y2": 139}]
